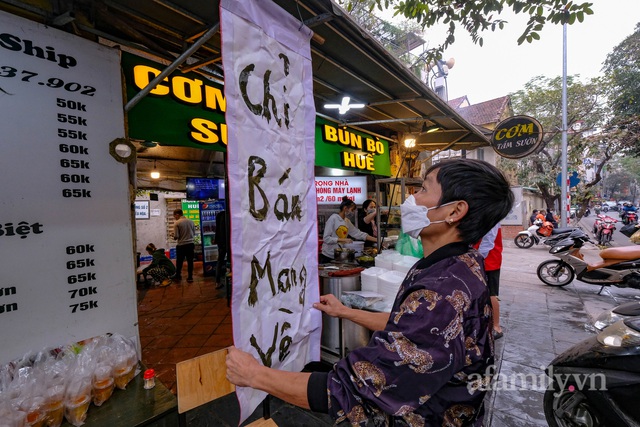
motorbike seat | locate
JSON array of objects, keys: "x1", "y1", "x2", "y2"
[
  {"x1": 587, "y1": 246, "x2": 640, "y2": 270},
  {"x1": 551, "y1": 227, "x2": 575, "y2": 235}
]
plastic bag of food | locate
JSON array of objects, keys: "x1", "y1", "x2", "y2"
[
  {"x1": 111, "y1": 335, "x2": 138, "y2": 390},
  {"x1": 8, "y1": 365, "x2": 48, "y2": 427},
  {"x1": 0, "y1": 400, "x2": 26, "y2": 427},
  {"x1": 20, "y1": 395, "x2": 46, "y2": 427},
  {"x1": 64, "y1": 374, "x2": 91, "y2": 426},
  {"x1": 92, "y1": 365, "x2": 115, "y2": 407},
  {"x1": 43, "y1": 384, "x2": 65, "y2": 427}
]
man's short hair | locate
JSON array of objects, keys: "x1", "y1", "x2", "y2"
[
  {"x1": 426, "y1": 159, "x2": 514, "y2": 245},
  {"x1": 173, "y1": 209, "x2": 183, "y2": 216}
]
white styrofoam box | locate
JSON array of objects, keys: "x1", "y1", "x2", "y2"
[
  {"x1": 402, "y1": 255, "x2": 420, "y2": 264},
  {"x1": 379, "y1": 269, "x2": 406, "y2": 281},
  {"x1": 393, "y1": 256, "x2": 420, "y2": 273},
  {"x1": 379, "y1": 249, "x2": 397, "y2": 257},
  {"x1": 360, "y1": 267, "x2": 387, "y2": 292},
  {"x1": 377, "y1": 270, "x2": 406, "y2": 296},
  {"x1": 392, "y1": 261, "x2": 412, "y2": 273},
  {"x1": 375, "y1": 257, "x2": 393, "y2": 270}
]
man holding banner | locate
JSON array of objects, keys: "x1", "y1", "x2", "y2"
[
  {"x1": 227, "y1": 159, "x2": 514, "y2": 426},
  {"x1": 220, "y1": 0, "x2": 321, "y2": 423}
]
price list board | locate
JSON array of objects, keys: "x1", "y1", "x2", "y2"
[{"x1": 0, "y1": 11, "x2": 137, "y2": 363}]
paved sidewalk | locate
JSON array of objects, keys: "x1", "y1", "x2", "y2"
[{"x1": 485, "y1": 231, "x2": 639, "y2": 426}]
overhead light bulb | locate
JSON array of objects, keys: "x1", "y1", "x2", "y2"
[
  {"x1": 324, "y1": 96, "x2": 365, "y2": 115},
  {"x1": 404, "y1": 137, "x2": 416, "y2": 148},
  {"x1": 150, "y1": 160, "x2": 160, "y2": 179}
]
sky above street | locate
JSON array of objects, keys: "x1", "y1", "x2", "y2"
[{"x1": 378, "y1": 0, "x2": 639, "y2": 104}]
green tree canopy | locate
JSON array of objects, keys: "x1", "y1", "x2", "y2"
[
  {"x1": 601, "y1": 22, "x2": 640, "y2": 157},
  {"x1": 500, "y1": 75, "x2": 607, "y2": 209},
  {"x1": 339, "y1": 0, "x2": 594, "y2": 60},
  {"x1": 603, "y1": 23, "x2": 640, "y2": 117}
]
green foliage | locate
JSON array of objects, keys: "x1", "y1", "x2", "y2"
[
  {"x1": 603, "y1": 23, "x2": 640, "y2": 117},
  {"x1": 339, "y1": 0, "x2": 593, "y2": 61},
  {"x1": 602, "y1": 23, "x2": 640, "y2": 156},
  {"x1": 507, "y1": 75, "x2": 607, "y2": 208}
]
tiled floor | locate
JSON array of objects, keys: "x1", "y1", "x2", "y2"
[{"x1": 136, "y1": 261, "x2": 231, "y2": 394}]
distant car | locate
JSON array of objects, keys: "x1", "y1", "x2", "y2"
[
  {"x1": 570, "y1": 205, "x2": 577, "y2": 219},
  {"x1": 603, "y1": 201, "x2": 618, "y2": 211}
]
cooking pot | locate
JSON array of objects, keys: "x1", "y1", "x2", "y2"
[{"x1": 334, "y1": 248, "x2": 355, "y2": 262}]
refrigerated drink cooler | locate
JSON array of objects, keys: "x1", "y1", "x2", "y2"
[{"x1": 199, "y1": 200, "x2": 225, "y2": 277}]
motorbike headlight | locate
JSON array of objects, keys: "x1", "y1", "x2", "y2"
[
  {"x1": 594, "y1": 310, "x2": 625, "y2": 331},
  {"x1": 550, "y1": 246, "x2": 563, "y2": 254},
  {"x1": 596, "y1": 319, "x2": 640, "y2": 347}
]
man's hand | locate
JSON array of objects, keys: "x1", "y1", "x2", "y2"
[
  {"x1": 226, "y1": 346, "x2": 262, "y2": 387},
  {"x1": 313, "y1": 294, "x2": 348, "y2": 318}
]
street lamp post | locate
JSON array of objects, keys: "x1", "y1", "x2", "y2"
[{"x1": 560, "y1": 23, "x2": 569, "y2": 227}]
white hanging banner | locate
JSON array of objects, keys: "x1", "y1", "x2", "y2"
[
  {"x1": 220, "y1": 0, "x2": 320, "y2": 422},
  {"x1": 0, "y1": 10, "x2": 137, "y2": 363}
]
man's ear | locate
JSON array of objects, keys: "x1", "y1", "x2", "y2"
[{"x1": 448, "y1": 200, "x2": 469, "y2": 223}]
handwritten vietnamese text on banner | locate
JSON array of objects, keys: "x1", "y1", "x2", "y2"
[{"x1": 220, "y1": 0, "x2": 321, "y2": 422}]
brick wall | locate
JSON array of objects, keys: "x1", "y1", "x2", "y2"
[{"x1": 502, "y1": 225, "x2": 525, "y2": 240}]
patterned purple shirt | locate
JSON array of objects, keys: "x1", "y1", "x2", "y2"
[{"x1": 325, "y1": 243, "x2": 494, "y2": 426}]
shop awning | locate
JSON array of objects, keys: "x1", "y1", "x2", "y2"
[
  {"x1": 3, "y1": 0, "x2": 488, "y2": 146},
  {"x1": 1, "y1": 0, "x2": 490, "y2": 182}
]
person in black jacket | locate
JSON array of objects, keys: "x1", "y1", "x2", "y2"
[
  {"x1": 545, "y1": 209, "x2": 558, "y2": 228},
  {"x1": 142, "y1": 243, "x2": 176, "y2": 287},
  {"x1": 214, "y1": 210, "x2": 230, "y2": 289},
  {"x1": 529, "y1": 209, "x2": 539, "y2": 226}
]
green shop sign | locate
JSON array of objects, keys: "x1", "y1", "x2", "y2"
[
  {"x1": 122, "y1": 53, "x2": 391, "y2": 175},
  {"x1": 314, "y1": 117, "x2": 390, "y2": 176},
  {"x1": 122, "y1": 52, "x2": 227, "y2": 151}
]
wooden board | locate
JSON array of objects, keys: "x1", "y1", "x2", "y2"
[
  {"x1": 246, "y1": 418, "x2": 279, "y2": 427},
  {"x1": 176, "y1": 348, "x2": 235, "y2": 414}
]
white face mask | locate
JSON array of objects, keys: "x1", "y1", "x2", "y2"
[{"x1": 400, "y1": 195, "x2": 456, "y2": 239}]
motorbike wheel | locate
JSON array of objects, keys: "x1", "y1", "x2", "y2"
[
  {"x1": 599, "y1": 233, "x2": 612, "y2": 246},
  {"x1": 537, "y1": 260, "x2": 575, "y2": 286},
  {"x1": 544, "y1": 384, "x2": 601, "y2": 427},
  {"x1": 514, "y1": 234, "x2": 535, "y2": 249}
]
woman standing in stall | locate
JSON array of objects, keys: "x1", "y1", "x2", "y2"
[
  {"x1": 357, "y1": 199, "x2": 378, "y2": 249},
  {"x1": 319, "y1": 196, "x2": 377, "y2": 264}
]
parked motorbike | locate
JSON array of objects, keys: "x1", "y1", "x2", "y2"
[
  {"x1": 514, "y1": 219, "x2": 577, "y2": 249},
  {"x1": 543, "y1": 317, "x2": 640, "y2": 426},
  {"x1": 584, "y1": 207, "x2": 591, "y2": 217},
  {"x1": 594, "y1": 300, "x2": 640, "y2": 330},
  {"x1": 593, "y1": 214, "x2": 618, "y2": 246},
  {"x1": 621, "y1": 210, "x2": 638, "y2": 226},
  {"x1": 537, "y1": 229, "x2": 640, "y2": 292}
]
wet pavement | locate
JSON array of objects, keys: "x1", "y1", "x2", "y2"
[
  {"x1": 138, "y1": 218, "x2": 640, "y2": 426},
  {"x1": 485, "y1": 218, "x2": 639, "y2": 426}
]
